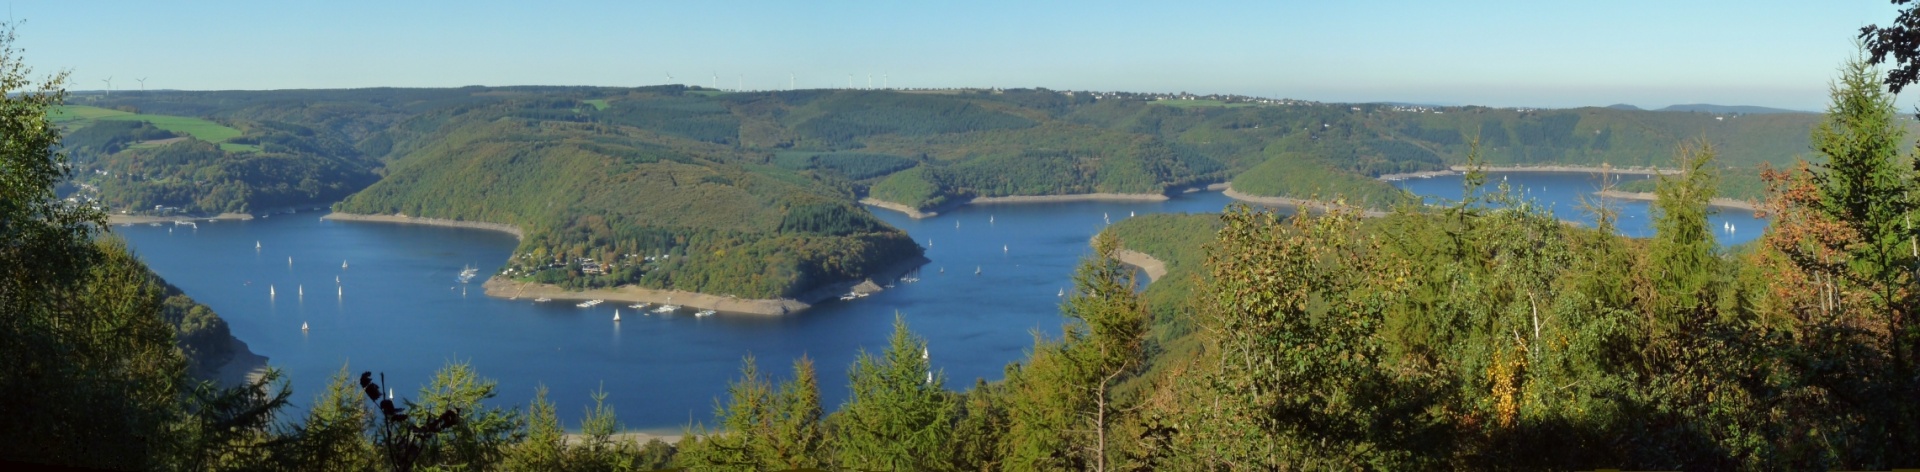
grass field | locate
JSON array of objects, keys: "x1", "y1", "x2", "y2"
[
  {"x1": 1150, "y1": 99, "x2": 1258, "y2": 108},
  {"x1": 582, "y1": 99, "x2": 609, "y2": 110},
  {"x1": 52, "y1": 105, "x2": 245, "y2": 145}
]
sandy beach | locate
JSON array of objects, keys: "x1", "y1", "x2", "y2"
[
  {"x1": 1221, "y1": 185, "x2": 1388, "y2": 218},
  {"x1": 323, "y1": 212, "x2": 526, "y2": 239},
  {"x1": 482, "y1": 255, "x2": 931, "y2": 316},
  {"x1": 1378, "y1": 165, "x2": 1681, "y2": 181},
  {"x1": 865, "y1": 192, "x2": 1171, "y2": 219},
  {"x1": 1114, "y1": 249, "x2": 1167, "y2": 283},
  {"x1": 1593, "y1": 190, "x2": 1761, "y2": 212},
  {"x1": 860, "y1": 198, "x2": 940, "y2": 218},
  {"x1": 483, "y1": 278, "x2": 810, "y2": 316}
]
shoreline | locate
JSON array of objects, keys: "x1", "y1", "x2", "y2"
[
  {"x1": 1221, "y1": 185, "x2": 1388, "y2": 218},
  {"x1": 108, "y1": 212, "x2": 254, "y2": 225},
  {"x1": 481, "y1": 255, "x2": 931, "y2": 316},
  {"x1": 323, "y1": 212, "x2": 526, "y2": 240},
  {"x1": 1378, "y1": 165, "x2": 1680, "y2": 181},
  {"x1": 212, "y1": 336, "x2": 270, "y2": 388},
  {"x1": 1114, "y1": 249, "x2": 1167, "y2": 283},
  {"x1": 1593, "y1": 190, "x2": 1760, "y2": 212},
  {"x1": 864, "y1": 192, "x2": 1172, "y2": 219}
]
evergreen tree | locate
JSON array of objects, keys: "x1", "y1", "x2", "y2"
[
  {"x1": 832, "y1": 315, "x2": 954, "y2": 470},
  {"x1": 502, "y1": 386, "x2": 564, "y2": 471},
  {"x1": 292, "y1": 367, "x2": 378, "y2": 470},
  {"x1": 1647, "y1": 142, "x2": 1721, "y2": 335},
  {"x1": 767, "y1": 356, "x2": 827, "y2": 470},
  {"x1": 412, "y1": 361, "x2": 524, "y2": 469}
]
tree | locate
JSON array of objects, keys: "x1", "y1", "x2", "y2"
[
  {"x1": 502, "y1": 386, "x2": 564, "y2": 471},
  {"x1": 412, "y1": 361, "x2": 524, "y2": 469},
  {"x1": 767, "y1": 356, "x2": 827, "y2": 470},
  {"x1": 292, "y1": 367, "x2": 378, "y2": 470},
  {"x1": 832, "y1": 315, "x2": 954, "y2": 470},
  {"x1": 1646, "y1": 141, "x2": 1721, "y2": 336},
  {"x1": 1862, "y1": 1, "x2": 1920, "y2": 94},
  {"x1": 1001, "y1": 233, "x2": 1148, "y2": 471},
  {"x1": 1756, "y1": 49, "x2": 1920, "y2": 467}
]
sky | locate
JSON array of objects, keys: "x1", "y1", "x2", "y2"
[{"x1": 8, "y1": 1, "x2": 1909, "y2": 111}]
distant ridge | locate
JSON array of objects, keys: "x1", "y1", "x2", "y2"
[
  {"x1": 1657, "y1": 103, "x2": 1813, "y2": 114},
  {"x1": 1605, "y1": 103, "x2": 1644, "y2": 111}
]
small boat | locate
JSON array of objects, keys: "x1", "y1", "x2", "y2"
[
  {"x1": 338, "y1": 286, "x2": 343, "y2": 297},
  {"x1": 288, "y1": 256, "x2": 293, "y2": 267},
  {"x1": 628, "y1": 302, "x2": 650, "y2": 309},
  {"x1": 841, "y1": 293, "x2": 859, "y2": 301},
  {"x1": 342, "y1": 260, "x2": 348, "y2": 269},
  {"x1": 298, "y1": 285, "x2": 303, "y2": 297},
  {"x1": 654, "y1": 304, "x2": 681, "y2": 313},
  {"x1": 1003, "y1": 244, "x2": 1008, "y2": 254},
  {"x1": 695, "y1": 309, "x2": 716, "y2": 318},
  {"x1": 990, "y1": 215, "x2": 994, "y2": 224},
  {"x1": 955, "y1": 220, "x2": 960, "y2": 228},
  {"x1": 534, "y1": 297, "x2": 552, "y2": 303},
  {"x1": 975, "y1": 266, "x2": 981, "y2": 275},
  {"x1": 1058, "y1": 287, "x2": 1064, "y2": 297},
  {"x1": 255, "y1": 241, "x2": 261, "y2": 250},
  {"x1": 301, "y1": 322, "x2": 309, "y2": 331},
  {"x1": 614, "y1": 310, "x2": 622, "y2": 322},
  {"x1": 1130, "y1": 211, "x2": 1135, "y2": 217}
]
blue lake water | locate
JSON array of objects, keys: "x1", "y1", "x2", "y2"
[
  {"x1": 115, "y1": 171, "x2": 1769, "y2": 430},
  {"x1": 1391, "y1": 172, "x2": 1769, "y2": 248}
]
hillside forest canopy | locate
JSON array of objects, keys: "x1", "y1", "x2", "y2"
[{"x1": 20, "y1": 7, "x2": 1920, "y2": 468}]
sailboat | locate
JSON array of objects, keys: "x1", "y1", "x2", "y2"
[
  {"x1": 269, "y1": 285, "x2": 275, "y2": 297},
  {"x1": 1058, "y1": 287, "x2": 1064, "y2": 297},
  {"x1": 1003, "y1": 244, "x2": 1008, "y2": 254},
  {"x1": 338, "y1": 286, "x2": 342, "y2": 297},
  {"x1": 298, "y1": 285, "x2": 303, "y2": 297},
  {"x1": 1130, "y1": 211, "x2": 1135, "y2": 218},
  {"x1": 342, "y1": 260, "x2": 348, "y2": 270},
  {"x1": 288, "y1": 256, "x2": 293, "y2": 267},
  {"x1": 255, "y1": 241, "x2": 261, "y2": 250},
  {"x1": 301, "y1": 322, "x2": 308, "y2": 332},
  {"x1": 990, "y1": 215, "x2": 994, "y2": 224},
  {"x1": 975, "y1": 266, "x2": 981, "y2": 275},
  {"x1": 955, "y1": 220, "x2": 960, "y2": 229},
  {"x1": 614, "y1": 309, "x2": 622, "y2": 322}
]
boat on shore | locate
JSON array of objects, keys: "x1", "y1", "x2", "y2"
[
  {"x1": 653, "y1": 304, "x2": 680, "y2": 314},
  {"x1": 695, "y1": 309, "x2": 716, "y2": 318},
  {"x1": 576, "y1": 299, "x2": 604, "y2": 308},
  {"x1": 533, "y1": 297, "x2": 552, "y2": 303}
]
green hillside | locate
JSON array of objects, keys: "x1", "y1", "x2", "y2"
[
  {"x1": 64, "y1": 86, "x2": 1841, "y2": 294},
  {"x1": 335, "y1": 93, "x2": 921, "y2": 299}
]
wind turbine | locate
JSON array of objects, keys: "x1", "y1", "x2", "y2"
[
  {"x1": 136, "y1": 77, "x2": 147, "y2": 91},
  {"x1": 884, "y1": 73, "x2": 889, "y2": 89},
  {"x1": 847, "y1": 74, "x2": 853, "y2": 89},
  {"x1": 711, "y1": 72, "x2": 717, "y2": 90},
  {"x1": 789, "y1": 73, "x2": 795, "y2": 90},
  {"x1": 100, "y1": 76, "x2": 112, "y2": 97},
  {"x1": 867, "y1": 74, "x2": 872, "y2": 89},
  {"x1": 666, "y1": 72, "x2": 674, "y2": 85}
]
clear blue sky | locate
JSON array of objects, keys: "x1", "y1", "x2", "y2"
[{"x1": 10, "y1": 0, "x2": 1906, "y2": 110}]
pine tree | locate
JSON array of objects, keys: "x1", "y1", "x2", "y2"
[
  {"x1": 833, "y1": 315, "x2": 954, "y2": 470},
  {"x1": 502, "y1": 386, "x2": 564, "y2": 471},
  {"x1": 1647, "y1": 142, "x2": 1721, "y2": 336},
  {"x1": 767, "y1": 356, "x2": 826, "y2": 470}
]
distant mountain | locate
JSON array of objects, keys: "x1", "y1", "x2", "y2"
[
  {"x1": 1605, "y1": 104, "x2": 1644, "y2": 111},
  {"x1": 1657, "y1": 104, "x2": 1813, "y2": 114}
]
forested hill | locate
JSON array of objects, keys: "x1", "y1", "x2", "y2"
[
  {"x1": 333, "y1": 89, "x2": 924, "y2": 300},
  {"x1": 62, "y1": 86, "x2": 1832, "y2": 297}
]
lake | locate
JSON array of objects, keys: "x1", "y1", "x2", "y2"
[{"x1": 116, "y1": 171, "x2": 1768, "y2": 430}]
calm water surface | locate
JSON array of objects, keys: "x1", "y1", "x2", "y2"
[{"x1": 117, "y1": 172, "x2": 1768, "y2": 429}]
